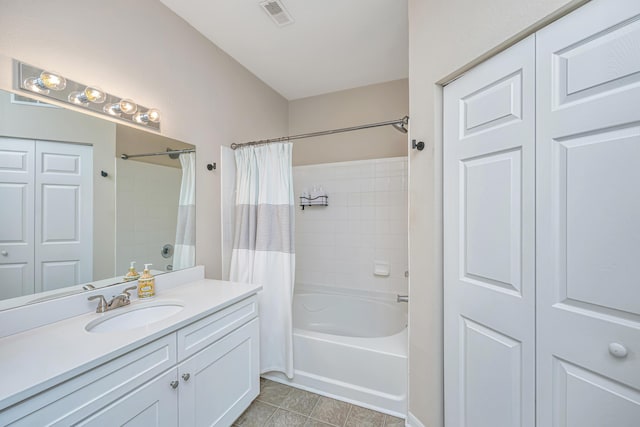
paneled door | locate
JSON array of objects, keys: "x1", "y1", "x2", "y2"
[
  {"x1": 444, "y1": 36, "x2": 535, "y2": 426},
  {"x1": 35, "y1": 141, "x2": 93, "y2": 292},
  {"x1": 536, "y1": 1, "x2": 640, "y2": 425},
  {"x1": 0, "y1": 138, "x2": 35, "y2": 299}
]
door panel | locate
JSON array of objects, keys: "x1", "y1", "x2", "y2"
[
  {"x1": 35, "y1": 141, "x2": 92, "y2": 292},
  {"x1": 536, "y1": 0, "x2": 640, "y2": 424},
  {"x1": 0, "y1": 138, "x2": 34, "y2": 299},
  {"x1": 444, "y1": 35, "x2": 535, "y2": 427},
  {"x1": 553, "y1": 359, "x2": 640, "y2": 427},
  {"x1": 462, "y1": 149, "x2": 522, "y2": 293},
  {"x1": 461, "y1": 318, "x2": 522, "y2": 427}
]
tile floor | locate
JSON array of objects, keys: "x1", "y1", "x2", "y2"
[{"x1": 233, "y1": 378, "x2": 405, "y2": 427}]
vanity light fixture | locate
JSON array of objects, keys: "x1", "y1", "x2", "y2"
[
  {"x1": 15, "y1": 61, "x2": 161, "y2": 131},
  {"x1": 133, "y1": 108, "x2": 160, "y2": 125},
  {"x1": 104, "y1": 98, "x2": 137, "y2": 116},
  {"x1": 22, "y1": 70, "x2": 67, "y2": 94}
]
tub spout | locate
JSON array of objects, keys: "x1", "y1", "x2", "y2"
[{"x1": 397, "y1": 294, "x2": 409, "y2": 303}]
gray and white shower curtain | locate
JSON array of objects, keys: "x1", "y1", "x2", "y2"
[
  {"x1": 173, "y1": 152, "x2": 196, "y2": 270},
  {"x1": 229, "y1": 142, "x2": 295, "y2": 378}
]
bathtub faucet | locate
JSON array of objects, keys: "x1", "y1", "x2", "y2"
[{"x1": 397, "y1": 294, "x2": 409, "y2": 303}]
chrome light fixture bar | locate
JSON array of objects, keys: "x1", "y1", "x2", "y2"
[{"x1": 15, "y1": 61, "x2": 160, "y2": 131}]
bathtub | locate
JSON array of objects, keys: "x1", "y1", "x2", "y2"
[{"x1": 263, "y1": 286, "x2": 408, "y2": 417}]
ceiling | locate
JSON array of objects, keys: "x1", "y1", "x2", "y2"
[{"x1": 159, "y1": 0, "x2": 408, "y2": 100}]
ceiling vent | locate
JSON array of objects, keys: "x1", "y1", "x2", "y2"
[{"x1": 259, "y1": 0, "x2": 294, "y2": 27}]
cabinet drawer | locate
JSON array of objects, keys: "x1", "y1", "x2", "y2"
[
  {"x1": 177, "y1": 295, "x2": 258, "y2": 361},
  {"x1": 2, "y1": 334, "x2": 177, "y2": 426}
]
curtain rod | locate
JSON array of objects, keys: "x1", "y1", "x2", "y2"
[
  {"x1": 230, "y1": 116, "x2": 409, "y2": 150},
  {"x1": 120, "y1": 148, "x2": 195, "y2": 160}
]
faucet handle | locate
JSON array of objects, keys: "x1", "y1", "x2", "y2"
[
  {"x1": 121, "y1": 286, "x2": 137, "y2": 297},
  {"x1": 118, "y1": 286, "x2": 138, "y2": 304},
  {"x1": 88, "y1": 295, "x2": 108, "y2": 313}
]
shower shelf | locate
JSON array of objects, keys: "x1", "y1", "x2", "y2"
[{"x1": 299, "y1": 195, "x2": 328, "y2": 210}]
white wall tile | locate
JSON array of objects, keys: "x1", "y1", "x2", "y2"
[{"x1": 293, "y1": 157, "x2": 408, "y2": 294}]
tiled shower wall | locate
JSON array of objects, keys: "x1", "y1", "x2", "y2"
[
  {"x1": 294, "y1": 157, "x2": 408, "y2": 295},
  {"x1": 116, "y1": 159, "x2": 181, "y2": 275}
]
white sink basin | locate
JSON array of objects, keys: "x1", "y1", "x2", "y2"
[{"x1": 85, "y1": 302, "x2": 184, "y2": 333}]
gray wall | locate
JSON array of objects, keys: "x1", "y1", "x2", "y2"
[{"x1": 289, "y1": 79, "x2": 408, "y2": 166}]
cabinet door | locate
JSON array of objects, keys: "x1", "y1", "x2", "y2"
[
  {"x1": 443, "y1": 36, "x2": 536, "y2": 426},
  {"x1": 536, "y1": 0, "x2": 640, "y2": 425},
  {"x1": 178, "y1": 318, "x2": 259, "y2": 427},
  {"x1": 75, "y1": 370, "x2": 178, "y2": 427}
]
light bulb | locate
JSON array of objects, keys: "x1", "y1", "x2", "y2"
[
  {"x1": 68, "y1": 86, "x2": 106, "y2": 106},
  {"x1": 23, "y1": 70, "x2": 66, "y2": 94},
  {"x1": 23, "y1": 77, "x2": 49, "y2": 94},
  {"x1": 104, "y1": 98, "x2": 137, "y2": 116},
  {"x1": 68, "y1": 91, "x2": 88, "y2": 106},
  {"x1": 39, "y1": 71, "x2": 66, "y2": 90},
  {"x1": 84, "y1": 87, "x2": 106, "y2": 104},
  {"x1": 134, "y1": 108, "x2": 161, "y2": 124},
  {"x1": 119, "y1": 99, "x2": 137, "y2": 114},
  {"x1": 146, "y1": 108, "x2": 160, "y2": 123}
]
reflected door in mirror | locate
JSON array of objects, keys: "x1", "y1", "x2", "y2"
[{"x1": 0, "y1": 138, "x2": 92, "y2": 299}]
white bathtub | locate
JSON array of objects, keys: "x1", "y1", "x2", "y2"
[{"x1": 263, "y1": 287, "x2": 408, "y2": 417}]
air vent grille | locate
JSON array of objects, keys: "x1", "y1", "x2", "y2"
[{"x1": 259, "y1": 0, "x2": 294, "y2": 27}]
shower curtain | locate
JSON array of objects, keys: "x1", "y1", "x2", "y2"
[
  {"x1": 229, "y1": 142, "x2": 295, "y2": 378},
  {"x1": 173, "y1": 152, "x2": 196, "y2": 270}
]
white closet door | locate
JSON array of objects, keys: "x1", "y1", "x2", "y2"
[
  {"x1": 536, "y1": 1, "x2": 640, "y2": 425},
  {"x1": 444, "y1": 36, "x2": 535, "y2": 427},
  {"x1": 35, "y1": 141, "x2": 93, "y2": 292},
  {"x1": 0, "y1": 138, "x2": 35, "y2": 299}
]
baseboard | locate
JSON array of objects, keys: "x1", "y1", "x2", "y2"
[
  {"x1": 262, "y1": 372, "x2": 406, "y2": 419},
  {"x1": 406, "y1": 412, "x2": 426, "y2": 427}
]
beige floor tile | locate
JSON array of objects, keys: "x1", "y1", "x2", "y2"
[
  {"x1": 309, "y1": 396, "x2": 351, "y2": 426},
  {"x1": 281, "y1": 388, "x2": 321, "y2": 416},
  {"x1": 304, "y1": 419, "x2": 335, "y2": 427},
  {"x1": 234, "y1": 401, "x2": 278, "y2": 427},
  {"x1": 344, "y1": 406, "x2": 385, "y2": 427},
  {"x1": 265, "y1": 409, "x2": 308, "y2": 426},
  {"x1": 258, "y1": 379, "x2": 293, "y2": 406},
  {"x1": 383, "y1": 414, "x2": 405, "y2": 426}
]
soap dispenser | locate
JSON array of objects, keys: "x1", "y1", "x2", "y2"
[
  {"x1": 123, "y1": 261, "x2": 140, "y2": 282},
  {"x1": 137, "y1": 264, "x2": 156, "y2": 299}
]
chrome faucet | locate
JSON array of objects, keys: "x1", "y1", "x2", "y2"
[
  {"x1": 88, "y1": 286, "x2": 137, "y2": 313},
  {"x1": 397, "y1": 294, "x2": 409, "y2": 303}
]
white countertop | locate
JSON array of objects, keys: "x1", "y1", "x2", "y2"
[{"x1": 0, "y1": 279, "x2": 261, "y2": 411}]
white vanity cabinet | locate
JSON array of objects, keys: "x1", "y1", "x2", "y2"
[{"x1": 1, "y1": 295, "x2": 259, "y2": 427}]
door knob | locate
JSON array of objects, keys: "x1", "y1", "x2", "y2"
[
  {"x1": 182, "y1": 373, "x2": 190, "y2": 381},
  {"x1": 1, "y1": 250, "x2": 7, "y2": 256},
  {"x1": 170, "y1": 380, "x2": 179, "y2": 389},
  {"x1": 608, "y1": 342, "x2": 628, "y2": 358}
]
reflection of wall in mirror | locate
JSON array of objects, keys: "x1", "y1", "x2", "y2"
[
  {"x1": 0, "y1": 90, "x2": 116, "y2": 291},
  {"x1": 115, "y1": 158, "x2": 181, "y2": 276}
]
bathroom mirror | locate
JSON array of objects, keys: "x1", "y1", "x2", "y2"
[{"x1": 0, "y1": 88, "x2": 196, "y2": 311}]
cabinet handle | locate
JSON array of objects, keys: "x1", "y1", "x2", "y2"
[
  {"x1": 1, "y1": 250, "x2": 7, "y2": 256},
  {"x1": 170, "y1": 380, "x2": 179, "y2": 389},
  {"x1": 609, "y1": 342, "x2": 628, "y2": 358},
  {"x1": 182, "y1": 373, "x2": 191, "y2": 381}
]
